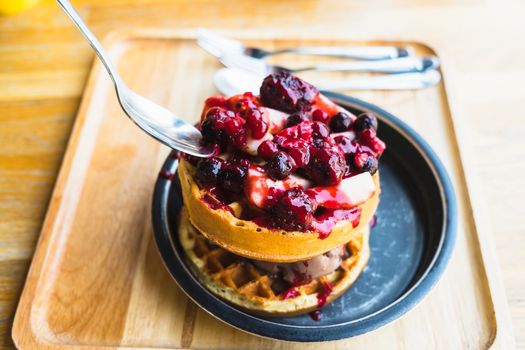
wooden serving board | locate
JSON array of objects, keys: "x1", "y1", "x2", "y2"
[{"x1": 12, "y1": 30, "x2": 514, "y2": 349}]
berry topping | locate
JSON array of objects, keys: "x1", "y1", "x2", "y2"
[
  {"x1": 306, "y1": 172, "x2": 375, "y2": 209},
  {"x1": 196, "y1": 157, "x2": 224, "y2": 186},
  {"x1": 228, "y1": 92, "x2": 259, "y2": 115},
  {"x1": 286, "y1": 112, "x2": 310, "y2": 127},
  {"x1": 245, "y1": 108, "x2": 268, "y2": 139},
  {"x1": 353, "y1": 112, "x2": 378, "y2": 135},
  {"x1": 280, "y1": 287, "x2": 300, "y2": 300},
  {"x1": 275, "y1": 121, "x2": 313, "y2": 145},
  {"x1": 312, "y1": 109, "x2": 329, "y2": 123},
  {"x1": 191, "y1": 72, "x2": 385, "y2": 236},
  {"x1": 257, "y1": 140, "x2": 279, "y2": 160},
  {"x1": 334, "y1": 135, "x2": 358, "y2": 154},
  {"x1": 260, "y1": 72, "x2": 319, "y2": 113},
  {"x1": 307, "y1": 146, "x2": 346, "y2": 186},
  {"x1": 204, "y1": 96, "x2": 229, "y2": 110},
  {"x1": 223, "y1": 115, "x2": 247, "y2": 147},
  {"x1": 200, "y1": 107, "x2": 234, "y2": 149},
  {"x1": 270, "y1": 188, "x2": 317, "y2": 231},
  {"x1": 329, "y1": 111, "x2": 353, "y2": 132},
  {"x1": 358, "y1": 129, "x2": 386, "y2": 156},
  {"x1": 244, "y1": 166, "x2": 302, "y2": 208},
  {"x1": 201, "y1": 107, "x2": 247, "y2": 149},
  {"x1": 353, "y1": 153, "x2": 378, "y2": 175},
  {"x1": 353, "y1": 152, "x2": 369, "y2": 169},
  {"x1": 316, "y1": 280, "x2": 333, "y2": 307},
  {"x1": 288, "y1": 146, "x2": 310, "y2": 168},
  {"x1": 311, "y1": 121, "x2": 330, "y2": 139},
  {"x1": 219, "y1": 164, "x2": 247, "y2": 193},
  {"x1": 266, "y1": 151, "x2": 294, "y2": 180}
]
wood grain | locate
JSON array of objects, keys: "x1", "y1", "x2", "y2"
[
  {"x1": 9, "y1": 33, "x2": 515, "y2": 349},
  {"x1": 1, "y1": 0, "x2": 524, "y2": 349}
]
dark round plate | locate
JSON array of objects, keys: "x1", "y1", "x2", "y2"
[{"x1": 151, "y1": 92, "x2": 457, "y2": 342}]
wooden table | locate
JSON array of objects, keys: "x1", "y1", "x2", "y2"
[{"x1": 1, "y1": 0, "x2": 524, "y2": 348}]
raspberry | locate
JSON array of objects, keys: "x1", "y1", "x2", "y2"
[
  {"x1": 270, "y1": 188, "x2": 317, "y2": 231},
  {"x1": 307, "y1": 147, "x2": 346, "y2": 185},
  {"x1": 260, "y1": 72, "x2": 319, "y2": 113},
  {"x1": 288, "y1": 146, "x2": 310, "y2": 168},
  {"x1": 228, "y1": 92, "x2": 259, "y2": 116},
  {"x1": 352, "y1": 152, "x2": 378, "y2": 174},
  {"x1": 245, "y1": 108, "x2": 268, "y2": 139},
  {"x1": 311, "y1": 121, "x2": 330, "y2": 139},
  {"x1": 204, "y1": 96, "x2": 229, "y2": 109},
  {"x1": 312, "y1": 109, "x2": 329, "y2": 123},
  {"x1": 359, "y1": 129, "x2": 386, "y2": 156},
  {"x1": 201, "y1": 107, "x2": 247, "y2": 149},
  {"x1": 257, "y1": 140, "x2": 278, "y2": 160},
  {"x1": 353, "y1": 152, "x2": 369, "y2": 169}
]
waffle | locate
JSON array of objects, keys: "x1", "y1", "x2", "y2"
[
  {"x1": 178, "y1": 207, "x2": 371, "y2": 317},
  {"x1": 178, "y1": 158, "x2": 380, "y2": 263}
]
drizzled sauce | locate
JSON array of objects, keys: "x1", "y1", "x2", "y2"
[
  {"x1": 309, "y1": 310, "x2": 322, "y2": 321},
  {"x1": 201, "y1": 194, "x2": 233, "y2": 214},
  {"x1": 311, "y1": 207, "x2": 362, "y2": 239},
  {"x1": 316, "y1": 280, "x2": 334, "y2": 307},
  {"x1": 280, "y1": 287, "x2": 299, "y2": 300},
  {"x1": 158, "y1": 169, "x2": 174, "y2": 181}
]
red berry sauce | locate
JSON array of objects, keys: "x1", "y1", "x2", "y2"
[
  {"x1": 311, "y1": 208, "x2": 362, "y2": 239},
  {"x1": 310, "y1": 310, "x2": 323, "y2": 321},
  {"x1": 159, "y1": 169, "x2": 174, "y2": 181},
  {"x1": 189, "y1": 72, "x2": 385, "y2": 237},
  {"x1": 280, "y1": 287, "x2": 300, "y2": 300},
  {"x1": 316, "y1": 280, "x2": 334, "y2": 307}
]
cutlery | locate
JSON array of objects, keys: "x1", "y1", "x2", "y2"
[
  {"x1": 198, "y1": 29, "x2": 414, "y2": 60},
  {"x1": 56, "y1": 0, "x2": 213, "y2": 157},
  {"x1": 219, "y1": 52, "x2": 440, "y2": 75},
  {"x1": 213, "y1": 68, "x2": 441, "y2": 96}
]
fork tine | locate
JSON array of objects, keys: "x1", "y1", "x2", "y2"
[
  {"x1": 197, "y1": 37, "x2": 225, "y2": 58},
  {"x1": 219, "y1": 53, "x2": 268, "y2": 75},
  {"x1": 197, "y1": 29, "x2": 244, "y2": 56}
]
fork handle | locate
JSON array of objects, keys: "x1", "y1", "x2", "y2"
[
  {"x1": 56, "y1": 0, "x2": 124, "y2": 88},
  {"x1": 271, "y1": 46, "x2": 413, "y2": 60},
  {"x1": 317, "y1": 70, "x2": 441, "y2": 90},
  {"x1": 293, "y1": 56, "x2": 439, "y2": 74}
]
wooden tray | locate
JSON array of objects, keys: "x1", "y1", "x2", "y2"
[{"x1": 12, "y1": 30, "x2": 514, "y2": 349}]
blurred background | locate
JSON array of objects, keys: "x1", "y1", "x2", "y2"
[{"x1": 1, "y1": 0, "x2": 524, "y2": 348}]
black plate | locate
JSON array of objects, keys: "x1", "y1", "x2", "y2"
[{"x1": 151, "y1": 92, "x2": 457, "y2": 342}]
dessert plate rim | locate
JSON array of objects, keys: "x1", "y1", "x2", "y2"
[{"x1": 151, "y1": 92, "x2": 457, "y2": 342}]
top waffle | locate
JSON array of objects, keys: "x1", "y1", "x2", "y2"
[{"x1": 179, "y1": 72, "x2": 385, "y2": 262}]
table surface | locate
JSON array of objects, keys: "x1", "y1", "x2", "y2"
[{"x1": 1, "y1": 0, "x2": 524, "y2": 349}]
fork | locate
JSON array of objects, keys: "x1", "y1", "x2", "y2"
[
  {"x1": 214, "y1": 68, "x2": 442, "y2": 95},
  {"x1": 198, "y1": 29, "x2": 414, "y2": 60},
  {"x1": 219, "y1": 52, "x2": 440, "y2": 75},
  {"x1": 56, "y1": 0, "x2": 212, "y2": 157}
]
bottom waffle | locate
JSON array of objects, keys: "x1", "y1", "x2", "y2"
[{"x1": 178, "y1": 207, "x2": 371, "y2": 317}]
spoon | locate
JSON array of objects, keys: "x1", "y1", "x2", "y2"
[{"x1": 56, "y1": 0, "x2": 212, "y2": 157}]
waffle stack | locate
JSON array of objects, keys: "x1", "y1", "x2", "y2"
[
  {"x1": 178, "y1": 207, "x2": 371, "y2": 316},
  {"x1": 175, "y1": 72, "x2": 384, "y2": 316}
]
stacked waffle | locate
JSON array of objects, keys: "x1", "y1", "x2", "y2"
[{"x1": 178, "y1": 72, "x2": 385, "y2": 316}]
